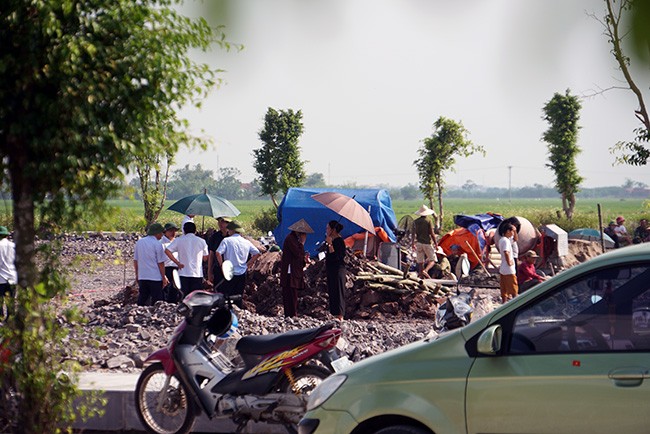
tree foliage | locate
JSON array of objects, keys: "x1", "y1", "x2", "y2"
[
  {"x1": 0, "y1": 0, "x2": 225, "y2": 431},
  {"x1": 542, "y1": 90, "x2": 583, "y2": 220},
  {"x1": 216, "y1": 167, "x2": 244, "y2": 199},
  {"x1": 414, "y1": 117, "x2": 483, "y2": 227},
  {"x1": 597, "y1": 0, "x2": 650, "y2": 165},
  {"x1": 253, "y1": 108, "x2": 306, "y2": 208},
  {"x1": 166, "y1": 164, "x2": 218, "y2": 199},
  {"x1": 304, "y1": 172, "x2": 327, "y2": 188}
]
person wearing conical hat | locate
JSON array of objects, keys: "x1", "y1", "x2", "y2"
[
  {"x1": 413, "y1": 204, "x2": 438, "y2": 279},
  {"x1": 425, "y1": 246, "x2": 452, "y2": 280},
  {"x1": 280, "y1": 219, "x2": 314, "y2": 317}
]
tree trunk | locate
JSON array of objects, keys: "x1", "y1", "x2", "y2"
[
  {"x1": 606, "y1": 0, "x2": 650, "y2": 133},
  {"x1": 8, "y1": 148, "x2": 36, "y2": 288},
  {"x1": 562, "y1": 193, "x2": 575, "y2": 220},
  {"x1": 436, "y1": 179, "x2": 444, "y2": 231},
  {"x1": 270, "y1": 193, "x2": 278, "y2": 209}
]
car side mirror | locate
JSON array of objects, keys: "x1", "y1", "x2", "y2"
[
  {"x1": 222, "y1": 260, "x2": 234, "y2": 281},
  {"x1": 477, "y1": 325, "x2": 502, "y2": 355}
]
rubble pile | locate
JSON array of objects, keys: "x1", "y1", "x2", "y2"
[
  {"x1": 51, "y1": 233, "x2": 607, "y2": 372},
  {"x1": 67, "y1": 299, "x2": 438, "y2": 371},
  {"x1": 246, "y1": 250, "x2": 456, "y2": 321}
]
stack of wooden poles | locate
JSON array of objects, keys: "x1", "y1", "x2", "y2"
[{"x1": 354, "y1": 261, "x2": 456, "y2": 298}]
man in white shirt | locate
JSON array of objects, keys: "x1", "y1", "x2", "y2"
[
  {"x1": 216, "y1": 220, "x2": 260, "y2": 307},
  {"x1": 498, "y1": 223, "x2": 518, "y2": 304},
  {"x1": 160, "y1": 222, "x2": 181, "y2": 302},
  {"x1": 165, "y1": 221, "x2": 209, "y2": 297},
  {"x1": 0, "y1": 226, "x2": 16, "y2": 319},
  {"x1": 134, "y1": 223, "x2": 168, "y2": 306}
]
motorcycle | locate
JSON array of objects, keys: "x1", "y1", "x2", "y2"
[{"x1": 134, "y1": 261, "x2": 349, "y2": 434}]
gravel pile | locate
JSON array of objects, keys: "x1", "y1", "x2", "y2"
[{"x1": 69, "y1": 300, "x2": 444, "y2": 372}]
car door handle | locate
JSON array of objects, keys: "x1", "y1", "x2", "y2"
[{"x1": 608, "y1": 367, "x2": 650, "y2": 387}]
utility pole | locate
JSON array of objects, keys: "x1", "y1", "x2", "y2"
[
  {"x1": 328, "y1": 162, "x2": 331, "y2": 186},
  {"x1": 508, "y1": 165, "x2": 512, "y2": 202}
]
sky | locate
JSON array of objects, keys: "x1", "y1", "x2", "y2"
[{"x1": 174, "y1": 0, "x2": 650, "y2": 189}]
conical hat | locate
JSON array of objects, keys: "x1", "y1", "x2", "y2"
[
  {"x1": 415, "y1": 204, "x2": 435, "y2": 216},
  {"x1": 288, "y1": 218, "x2": 314, "y2": 234}
]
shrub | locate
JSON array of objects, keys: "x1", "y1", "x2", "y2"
[{"x1": 251, "y1": 207, "x2": 279, "y2": 236}]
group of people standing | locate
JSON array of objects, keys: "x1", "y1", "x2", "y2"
[
  {"x1": 279, "y1": 219, "x2": 347, "y2": 320},
  {"x1": 133, "y1": 216, "x2": 260, "y2": 307}
]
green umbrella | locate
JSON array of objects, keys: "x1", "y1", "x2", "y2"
[{"x1": 167, "y1": 193, "x2": 240, "y2": 218}]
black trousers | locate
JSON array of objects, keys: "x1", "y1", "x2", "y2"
[
  {"x1": 163, "y1": 267, "x2": 182, "y2": 302},
  {"x1": 0, "y1": 283, "x2": 14, "y2": 319},
  {"x1": 137, "y1": 280, "x2": 163, "y2": 306},
  {"x1": 282, "y1": 286, "x2": 298, "y2": 317},
  {"x1": 221, "y1": 274, "x2": 246, "y2": 308},
  {"x1": 326, "y1": 266, "x2": 346, "y2": 317},
  {"x1": 179, "y1": 276, "x2": 203, "y2": 298}
]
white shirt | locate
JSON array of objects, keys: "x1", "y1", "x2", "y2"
[
  {"x1": 166, "y1": 233, "x2": 208, "y2": 278},
  {"x1": 134, "y1": 235, "x2": 166, "y2": 281},
  {"x1": 614, "y1": 225, "x2": 628, "y2": 237},
  {"x1": 160, "y1": 235, "x2": 178, "y2": 268},
  {"x1": 217, "y1": 234, "x2": 261, "y2": 276},
  {"x1": 498, "y1": 236, "x2": 516, "y2": 275},
  {"x1": 510, "y1": 235, "x2": 519, "y2": 259},
  {"x1": 0, "y1": 238, "x2": 17, "y2": 284}
]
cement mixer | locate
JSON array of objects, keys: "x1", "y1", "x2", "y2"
[{"x1": 493, "y1": 216, "x2": 538, "y2": 254}]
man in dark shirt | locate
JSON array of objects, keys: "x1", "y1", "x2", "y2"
[
  {"x1": 207, "y1": 216, "x2": 231, "y2": 288},
  {"x1": 413, "y1": 205, "x2": 438, "y2": 278}
]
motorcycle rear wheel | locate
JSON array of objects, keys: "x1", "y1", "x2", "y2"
[
  {"x1": 279, "y1": 365, "x2": 331, "y2": 395},
  {"x1": 135, "y1": 363, "x2": 196, "y2": 434}
]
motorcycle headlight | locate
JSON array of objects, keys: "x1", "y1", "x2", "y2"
[{"x1": 306, "y1": 374, "x2": 347, "y2": 411}]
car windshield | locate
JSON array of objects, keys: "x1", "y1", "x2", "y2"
[{"x1": 510, "y1": 264, "x2": 650, "y2": 353}]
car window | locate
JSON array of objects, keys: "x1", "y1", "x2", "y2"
[{"x1": 508, "y1": 264, "x2": 650, "y2": 354}]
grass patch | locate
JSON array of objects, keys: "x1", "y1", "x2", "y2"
[{"x1": 21, "y1": 197, "x2": 649, "y2": 235}]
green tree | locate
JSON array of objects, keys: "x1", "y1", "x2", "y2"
[
  {"x1": 414, "y1": 117, "x2": 484, "y2": 227},
  {"x1": 304, "y1": 172, "x2": 327, "y2": 188},
  {"x1": 400, "y1": 183, "x2": 420, "y2": 200},
  {"x1": 596, "y1": 0, "x2": 650, "y2": 165},
  {"x1": 253, "y1": 107, "x2": 306, "y2": 208},
  {"x1": 0, "y1": 1, "x2": 225, "y2": 431},
  {"x1": 166, "y1": 163, "x2": 219, "y2": 199},
  {"x1": 216, "y1": 167, "x2": 244, "y2": 199},
  {"x1": 542, "y1": 90, "x2": 583, "y2": 220}
]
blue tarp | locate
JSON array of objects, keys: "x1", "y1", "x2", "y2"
[
  {"x1": 273, "y1": 188, "x2": 398, "y2": 256},
  {"x1": 454, "y1": 213, "x2": 503, "y2": 232}
]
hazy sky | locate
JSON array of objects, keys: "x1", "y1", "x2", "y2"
[{"x1": 175, "y1": 0, "x2": 650, "y2": 189}]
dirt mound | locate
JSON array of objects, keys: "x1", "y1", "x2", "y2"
[{"x1": 564, "y1": 239, "x2": 604, "y2": 267}]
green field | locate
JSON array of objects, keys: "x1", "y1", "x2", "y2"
[{"x1": 88, "y1": 197, "x2": 649, "y2": 235}]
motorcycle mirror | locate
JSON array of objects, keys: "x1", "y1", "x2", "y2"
[{"x1": 222, "y1": 260, "x2": 234, "y2": 281}]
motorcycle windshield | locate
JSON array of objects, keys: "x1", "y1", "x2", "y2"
[{"x1": 184, "y1": 291, "x2": 223, "y2": 309}]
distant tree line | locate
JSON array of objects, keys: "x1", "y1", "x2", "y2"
[{"x1": 117, "y1": 164, "x2": 648, "y2": 202}]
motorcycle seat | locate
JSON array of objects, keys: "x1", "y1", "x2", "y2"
[{"x1": 236, "y1": 323, "x2": 335, "y2": 355}]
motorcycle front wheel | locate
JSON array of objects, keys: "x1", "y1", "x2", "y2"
[{"x1": 135, "y1": 363, "x2": 196, "y2": 434}]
